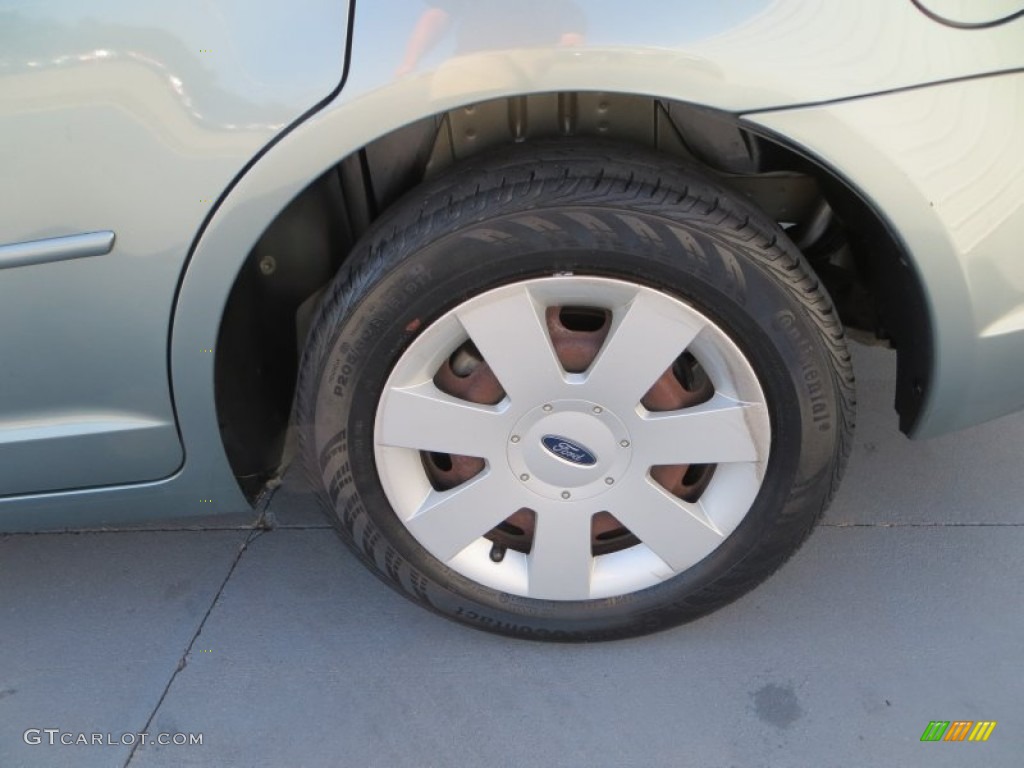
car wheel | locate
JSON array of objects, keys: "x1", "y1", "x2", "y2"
[{"x1": 298, "y1": 141, "x2": 854, "y2": 640}]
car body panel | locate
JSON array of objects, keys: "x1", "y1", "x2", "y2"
[
  {"x1": 0, "y1": 0, "x2": 351, "y2": 497},
  {"x1": 0, "y1": 0, "x2": 1021, "y2": 528},
  {"x1": 341, "y1": 0, "x2": 1024, "y2": 113},
  {"x1": 748, "y1": 72, "x2": 1024, "y2": 437}
]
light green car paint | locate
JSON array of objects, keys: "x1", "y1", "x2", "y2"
[
  {"x1": 0, "y1": 0, "x2": 351, "y2": 506},
  {"x1": 0, "y1": 0, "x2": 1021, "y2": 529},
  {"x1": 749, "y1": 74, "x2": 1024, "y2": 437}
]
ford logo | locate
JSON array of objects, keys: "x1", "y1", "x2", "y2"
[{"x1": 541, "y1": 435, "x2": 597, "y2": 466}]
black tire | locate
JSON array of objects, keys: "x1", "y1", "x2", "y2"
[{"x1": 297, "y1": 140, "x2": 855, "y2": 641}]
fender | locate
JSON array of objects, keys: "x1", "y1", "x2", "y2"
[
  {"x1": 748, "y1": 72, "x2": 1024, "y2": 437},
  {"x1": 170, "y1": 1, "x2": 1024, "y2": 516}
]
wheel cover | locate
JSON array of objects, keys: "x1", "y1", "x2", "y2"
[{"x1": 374, "y1": 276, "x2": 771, "y2": 600}]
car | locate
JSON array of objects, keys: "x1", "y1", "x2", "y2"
[{"x1": 2, "y1": 0, "x2": 1022, "y2": 641}]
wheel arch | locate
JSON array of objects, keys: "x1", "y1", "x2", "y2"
[{"x1": 172, "y1": 84, "x2": 933, "y2": 499}]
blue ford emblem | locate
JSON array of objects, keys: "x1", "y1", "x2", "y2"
[{"x1": 541, "y1": 435, "x2": 597, "y2": 466}]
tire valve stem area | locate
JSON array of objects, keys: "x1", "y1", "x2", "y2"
[
  {"x1": 489, "y1": 543, "x2": 507, "y2": 563},
  {"x1": 422, "y1": 304, "x2": 718, "y2": 559}
]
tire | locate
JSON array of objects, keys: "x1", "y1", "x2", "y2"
[{"x1": 297, "y1": 140, "x2": 855, "y2": 641}]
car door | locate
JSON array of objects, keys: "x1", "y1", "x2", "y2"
[{"x1": 0, "y1": 0, "x2": 351, "y2": 496}]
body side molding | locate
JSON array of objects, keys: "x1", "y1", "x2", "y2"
[{"x1": 0, "y1": 231, "x2": 115, "y2": 270}]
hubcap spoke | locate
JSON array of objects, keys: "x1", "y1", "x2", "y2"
[
  {"x1": 404, "y1": 471, "x2": 518, "y2": 563},
  {"x1": 697, "y1": 461, "x2": 764, "y2": 533},
  {"x1": 377, "y1": 382, "x2": 506, "y2": 459},
  {"x1": 633, "y1": 395, "x2": 768, "y2": 466},
  {"x1": 608, "y1": 477, "x2": 726, "y2": 572},
  {"x1": 527, "y1": 507, "x2": 595, "y2": 599},
  {"x1": 456, "y1": 286, "x2": 565, "y2": 403},
  {"x1": 585, "y1": 290, "x2": 705, "y2": 410}
]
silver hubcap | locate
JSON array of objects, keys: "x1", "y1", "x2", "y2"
[{"x1": 374, "y1": 277, "x2": 771, "y2": 601}]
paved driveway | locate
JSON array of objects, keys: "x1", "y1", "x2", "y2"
[{"x1": 2, "y1": 345, "x2": 1022, "y2": 767}]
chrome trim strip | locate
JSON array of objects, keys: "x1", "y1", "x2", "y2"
[
  {"x1": 0, "y1": 412, "x2": 171, "y2": 446},
  {"x1": 0, "y1": 231, "x2": 115, "y2": 270}
]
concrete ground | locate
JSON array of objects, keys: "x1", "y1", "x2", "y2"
[{"x1": 2, "y1": 344, "x2": 1022, "y2": 768}]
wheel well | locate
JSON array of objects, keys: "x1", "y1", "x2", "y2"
[{"x1": 215, "y1": 91, "x2": 931, "y2": 497}]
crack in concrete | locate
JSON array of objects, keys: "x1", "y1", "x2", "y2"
[
  {"x1": 0, "y1": 524, "x2": 332, "y2": 537},
  {"x1": 121, "y1": 486, "x2": 281, "y2": 767}
]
